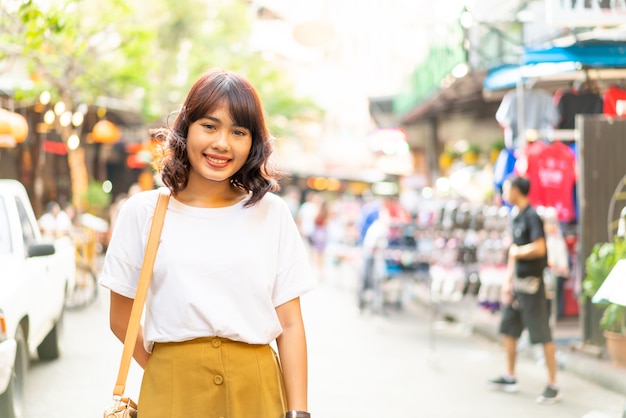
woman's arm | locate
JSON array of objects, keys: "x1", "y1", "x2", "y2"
[
  {"x1": 109, "y1": 290, "x2": 151, "y2": 369},
  {"x1": 275, "y1": 297, "x2": 308, "y2": 412}
]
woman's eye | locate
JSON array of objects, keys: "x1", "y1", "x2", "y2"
[
  {"x1": 202, "y1": 124, "x2": 215, "y2": 130},
  {"x1": 234, "y1": 130, "x2": 247, "y2": 136}
]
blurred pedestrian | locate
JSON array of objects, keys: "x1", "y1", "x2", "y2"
[
  {"x1": 282, "y1": 185, "x2": 302, "y2": 219},
  {"x1": 356, "y1": 190, "x2": 381, "y2": 245},
  {"x1": 100, "y1": 68, "x2": 316, "y2": 418},
  {"x1": 311, "y1": 198, "x2": 329, "y2": 271},
  {"x1": 297, "y1": 191, "x2": 321, "y2": 246},
  {"x1": 488, "y1": 176, "x2": 560, "y2": 405},
  {"x1": 38, "y1": 200, "x2": 72, "y2": 238}
]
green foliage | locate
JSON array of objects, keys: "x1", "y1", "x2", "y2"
[
  {"x1": 582, "y1": 242, "x2": 619, "y2": 301},
  {"x1": 582, "y1": 237, "x2": 626, "y2": 334},
  {"x1": 139, "y1": 0, "x2": 322, "y2": 131},
  {"x1": 0, "y1": 0, "x2": 322, "y2": 131},
  {"x1": 81, "y1": 180, "x2": 112, "y2": 218},
  {"x1": 1, "y1": 0, "x2": 156, "y2": 107},
  {"x1": 465, "y1": 143, "x2": 481, "y2": 154},
  {"x1": 490, "y1": 139, "x2": 505, "y2": 151},
  {"x1": 601, "y1": 304, "x2": 626, "y2": 334},
  {"x1": 442, "y1": 146, "x2": 461, "y2": 160}
]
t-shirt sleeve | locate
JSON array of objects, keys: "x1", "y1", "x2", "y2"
[
  {"x1": 98, "y1": 192, "x2": 157, "y2": 298},
  {"x1": 495, "y1": 91, "x2": 515, "y2": 126},
  {"x1": 528, "y1": 212, "x2": 546, "y2": 243},
  {"x1": 272, "y1": 199, "x2": 318, "y2": 307}
]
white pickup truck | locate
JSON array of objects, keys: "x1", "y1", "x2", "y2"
[{"x1": 0, "y1": 179, "x2": 75, "y2": 418}]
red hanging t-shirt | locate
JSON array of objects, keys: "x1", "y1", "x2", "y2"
[
  {"x1": 604, "y1": 85, "x2": 626, "y2": 117},
  {"x1": 515, "y1": 141, "x2": 577, "y2": 222}
]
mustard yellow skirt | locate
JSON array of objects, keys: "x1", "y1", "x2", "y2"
[{"x1": 138, "y1": 337, "x2": 287, "y2": 418}]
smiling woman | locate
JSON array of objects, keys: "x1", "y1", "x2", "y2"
[
  {"x1": 100, "y1": 68, "x2": 317, "y2": 418},
  {"x1": 153, "y1": 69, "x2": 278, "y2": 208}
]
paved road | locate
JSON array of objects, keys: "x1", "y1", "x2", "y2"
[
  {"x1": 22, "y1": 263, "x2": 624, "y2": 417},
  {"x1": 307, "y1": 265, "x2": 624, "y2": 418}
]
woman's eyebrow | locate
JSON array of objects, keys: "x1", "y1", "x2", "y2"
[
  {"x1": 200, "y1": 115, "x2": 221, "y2": 123},
  {"x1": 200, "y1": 115, "x2": 247, "y2": 129}
]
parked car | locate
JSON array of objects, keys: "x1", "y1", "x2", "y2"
[{"x1": 0, "y1": 179, "x2": 75, "y2": 418}]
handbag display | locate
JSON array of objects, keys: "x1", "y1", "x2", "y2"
[{"x1": 104, "y1": 188, "x2": 171, "y2": 418}]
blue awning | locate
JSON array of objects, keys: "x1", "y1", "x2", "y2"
[
  {"x1": 483, "y1": 41, "x2": 626, "y2": 91},
  {"x1": 523, "y1": 43, "x2": 626, "y2": 66}
]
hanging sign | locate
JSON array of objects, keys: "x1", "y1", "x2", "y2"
[{"x1": 546, "y1": 0, "x2": 626, "y2": 27}]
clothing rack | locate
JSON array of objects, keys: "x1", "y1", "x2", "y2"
[{"x1": 524, "y1": 128, "x2": 578, "y2": 143}]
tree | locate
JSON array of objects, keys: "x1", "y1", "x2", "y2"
[
  {"x1": 1, "y1": 0, "x2": 156, "y2": 109},
  {"x1": 0, "y1": 0, "x2": 158, "y2": 213},
  {"x1": 1, "y1": 0, "x2": 320, "y2": 131},
  {"x1": 0, "y1": 0, "x2": 321, "y2": 212},
  {"x1": 136, "y1": 0, "x2": 321, "y2": 134}
]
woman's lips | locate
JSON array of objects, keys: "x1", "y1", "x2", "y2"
[{"x1": 204, "y1": 154, "x2": 230, "y2": 168}]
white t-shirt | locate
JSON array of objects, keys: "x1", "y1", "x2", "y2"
[{"x1": 99, "y1": 190, "x2": 317, "y2": 352}]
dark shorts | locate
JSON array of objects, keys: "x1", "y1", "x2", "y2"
[{"x1": 499, "y1": 290, "x2": 552, "y2": 344}]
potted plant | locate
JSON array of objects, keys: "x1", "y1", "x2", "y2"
[
  {"x1": 439, "y1": 148, "x2": 459, "y2": 172},
  {"x1": 461, "y1": 143, "x2": 481, "y2": 166},
  {"x1": 489, "y1": 140, "x2": 505, "y2": 165},
  {"x1": 582, "y1": 238, "x2": 626, "y2": 366}
]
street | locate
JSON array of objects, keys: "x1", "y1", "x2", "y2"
[{"x1": 22, "y1": 262, "x2": 624, "y2": 418}]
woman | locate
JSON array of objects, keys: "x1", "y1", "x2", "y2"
[{"x1": 100, "y1": 69, "x2": 317, "y2": 418}]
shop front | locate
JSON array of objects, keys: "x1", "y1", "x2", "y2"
[{"x1": 483, "y1": 33, "x2": 626, "y2": 347}]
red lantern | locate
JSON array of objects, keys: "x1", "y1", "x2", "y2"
[{"x1": 92, "y1": 120, "x2": 121, "y2": 144}]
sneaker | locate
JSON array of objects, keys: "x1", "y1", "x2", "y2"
[
  {"x1": 487, "y1": 376, "x2": 519, "y2": 393},
  {"x1": 536, "y1": 386, "x2": 560, "y2": 404}
]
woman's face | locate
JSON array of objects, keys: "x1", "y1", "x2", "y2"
[{"x1": 185, "y1": 103, "x2": 252, "y2": 186}]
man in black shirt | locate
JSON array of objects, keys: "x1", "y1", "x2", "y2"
[{"x1": 487, "y1": 176, "x2": 560, "y2": 404}]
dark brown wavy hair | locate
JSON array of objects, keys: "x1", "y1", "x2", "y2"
[{"x1": 153, "y1": 68, "x2": 281, "y2": 207}]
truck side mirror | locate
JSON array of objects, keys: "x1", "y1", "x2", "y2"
[{"x1": 27, "y1": 243, "x2": 56, "y2": 258}]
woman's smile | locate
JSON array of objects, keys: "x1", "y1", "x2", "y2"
[{"x1": 204, "y1": 153, "x2": 231, "y2": 168}]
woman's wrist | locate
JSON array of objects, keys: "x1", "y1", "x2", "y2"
[{"x1": 285, "y1": 410, "x2": 310, "y2": 418}]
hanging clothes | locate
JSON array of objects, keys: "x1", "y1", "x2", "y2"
[
  {"x1": 557, "y1": 87, "x2": 603, "y2": 130},
  {"x1": 495, "y1": 88, "x2": 560, "y2": 151},
  {"x1": 493, "y1": 148, "x2": 517, "y2": 194},
  {"x1": 515, "y1": 140, "x2": 577, "y2": 223},
  {"x1": 603, "y1": 84, "x2": 626, "y2": 117}
]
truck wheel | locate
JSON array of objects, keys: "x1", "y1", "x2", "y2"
[
  {"x1": 0, "y1": 326, "x2": 27, "y2": 418},
  {"x1": 37, "y1": 312, "x2": 63, "y2": 361}
]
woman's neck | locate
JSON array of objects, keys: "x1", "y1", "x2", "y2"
[{"x1": 175, "y1": 180, "x2": 247, "y2": 208}]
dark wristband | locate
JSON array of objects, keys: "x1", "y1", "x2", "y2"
[{"x1": 285, "y1": 411, "x2": 310, "y2": 418}]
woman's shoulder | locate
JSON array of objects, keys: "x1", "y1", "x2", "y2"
[
  {"x1": 126, "y1": 188, "x2": 160, "y2": 205},
  {"x1": 256, "y1": 191, "x2": 290, "y2": 210},
  {"x1": 248, "y1": 192, "x2": 292, "y2": 219},
  {"x1": 118, "y1": 189, "x2": 162, "y2": 217}
]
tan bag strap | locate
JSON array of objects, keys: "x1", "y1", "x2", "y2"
[{"x1": 113, "y1": 187, "x2": 170, "y2": 398}]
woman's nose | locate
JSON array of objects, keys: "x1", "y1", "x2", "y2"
[{"x1": 213, "y1": 130, "x2": 229, "y2": 149}]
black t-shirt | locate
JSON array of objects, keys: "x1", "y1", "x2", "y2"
[
  {"x1": 511, "y1": 205, "x2": 548, "y2": 278},
  {"x1": 557, "y1": 91, "x2": 603, "y2": 129}
]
